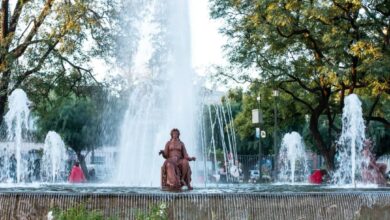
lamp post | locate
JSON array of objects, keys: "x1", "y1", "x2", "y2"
[
  {"x1": 252, "y1": 96, "x2": 263, "y2": 180},
  {"x1": 256, "y1": 96, "x2": 262, "y2": 179},
  {"x1": 272, "y1": 89, "x2": 279, "y2": 176}
]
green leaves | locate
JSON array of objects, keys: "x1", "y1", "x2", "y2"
[
  {"x1": 136, "y1": 203, "x2": 168, "y2": 220},
  {"x1": 210, "y1": 0, "x2": 390, "y2": 166}
]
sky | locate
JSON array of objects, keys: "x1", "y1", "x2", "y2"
[
  {"x1": 93, "y1": 0, "x2": 227, "y2": 81},
  {"x1": 189, "y1": 0, "x2": 227, "y2": 70}
]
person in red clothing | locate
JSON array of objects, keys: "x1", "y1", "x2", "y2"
[
  {"x1": 68, "y1": 162, "x2": 86, "y2": 183},
  {"x1": 308, "y1": 169, "x2": 327, "y2": 184}
]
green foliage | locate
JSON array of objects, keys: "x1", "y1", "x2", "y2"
[
  {"x1": 136, "y1": 203, "x2": 168, "y2": 220},
  {"x1": 51, "y1": 204, "x2": 117, "y2": 220},
  {"x1": 210, "y1": 0, "x2": 390, "y2": 168},
  {"x1": 35, "y1": 93, "x2": 101, "y2": 153},
  {"x1": 50, "y1": 203, "x2": 169, "y2": 220},
  {"x1": 0, "y1": 0, "x2": 120, "y2": 125}
]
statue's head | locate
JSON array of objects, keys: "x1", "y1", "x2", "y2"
[{"x1": 170, "y1": 128, "x2": 180, "y2": 139}]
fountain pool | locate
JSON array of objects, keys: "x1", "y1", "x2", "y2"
[
  {"x1": 0, "y1": 184, "x2": 390, "y2": 219},
  {"x1": 0, "y1": 183, "x2": 388, "y2": 194}
]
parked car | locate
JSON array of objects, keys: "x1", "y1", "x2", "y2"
[{"x1": 249, "y1": 169, "x2": 260, "y2": 183}]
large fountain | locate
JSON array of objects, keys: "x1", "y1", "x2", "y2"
[{"x1": 114, "y1": 0, "x2": 200, "y2": 186}]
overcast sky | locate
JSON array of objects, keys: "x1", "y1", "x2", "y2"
[
  {"x1": 189, "y1": 0, "x2": 227, "y2": 69},
  {"x1": 89, "y1": 0, "x2": 228, "y2": 81},
  {"x1": 117, "y1": 0, "x2": 228, "y2": 80}
]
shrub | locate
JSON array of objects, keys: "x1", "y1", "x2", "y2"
[
  {"x1": 51, "y1": 204, "x2": 117, "y2": 220},
  {"x1": 136, "y1": 203, "x2": 168, "y2": 220}
]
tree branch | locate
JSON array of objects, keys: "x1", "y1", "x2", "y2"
[
  {"x1": 11, "y1": 40, "x2": 59, "y2": 91},
  {"x1": 278, "y1": 83, "x2": 314, "y2": 111},
  {"x1": 276, "y1": 27, "x2": 308, "y2": 38},
  {"x1": 14, "y1": 19, "x2": 34, "y2": 46},
  {"x1": 55, "y1": 51, "x2": 99, "y2": 84},
  {"x1": 366, "y1": 93, "x2": 382, "y2": 127},
  {"x1": 367, "y1": 117, "x2": 390, "y2": 128},
  {"x1": 12, "y1": 0, "x2": 54, "y2": 58},
  {"x1": 276, "y1": 27, "x2": 324, "y2": 60},
  {"x1": 286, "y1": 73, "x2": 320, "y2": 93},
  {"x1": 1, "y1": 0, "x2": 9, "y2": 40},
  {"x1": 9, "y1": 0, "x2": 30, "y2": 35}
]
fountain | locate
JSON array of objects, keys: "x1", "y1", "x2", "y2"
[
  {"x1": 333, "y1": 94, "x2": 367, "y2": 185},
  {"x1": 2, "y1": 89, "x2": 31, "y2": 183},
  {"x1": 114, "y1": 0, "x2": 199, "y2": 186},
  {"x1": 41, "y1": 131, "x2": 68, "y2": 182},
  {"x1": 278, "y1": 132, "x2": 310, "y2": 183},
  {"x1": 200, "y1": 99, "x2": 240, "y2": 183},
  {"x1": 0, "y1": 90, "x2": 68, "y2": 184}
]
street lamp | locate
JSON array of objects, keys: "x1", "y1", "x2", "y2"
[
  {"x1": 252, "y1": 96, "x2": 263, "y2": 180},
  {"x1": 272, "y1": 89, "x2": 279, "y2": 177},
  {"x1": 256, "y1": 96, "x2": 262, "y2": 174}
]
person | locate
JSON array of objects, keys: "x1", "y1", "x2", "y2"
[
  {"x1": 9, "y1": 154, "x2": 16, "y2": 182},
  {"x1": 88, "y1": 168, "x2": 97, "y2": 182},
  {"x1": 308, "y1": 169, "x2": 327, "y2": 184},
  {"x1": 219, "y1": 164, "x2": 227, "y2": 183},
  {"x1": 159, "y1": 128, "x2": 196, "y2": 190},
  {"x1": 68, "y1": 162, "x2": 86, "y2": 183},
  {"x1": 361, "y1": 139, "x2": 387, "y2": 185}
]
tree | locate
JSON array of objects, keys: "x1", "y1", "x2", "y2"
[
  {"x1": 33, "y1": 74, "x2": 129, "y2": 178},
  {"x1": 0, "y1": 0, "x2": 117, "y2": 124},
  {"x1": 211, "y1": 0, "x2": 390, "y2": 169},
  {"x1": 35, "y1": 92, "x2": 101, "y2": 178}
]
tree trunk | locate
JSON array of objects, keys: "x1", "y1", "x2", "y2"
[
  {"x1": 1, "y1": 0, "x2": 9, "y2": 40},
  {"x1": 0, "y1": 93, "x2": 7, "y2": 125},
  {"x1": 76, "y1": 151, "x2": 90, "y2": 180},
  {"x1": 309, "y1": 103, "x2": 335, "y2": 170},
  {"x1": 0, "y1": 0, "x2": 11, "y2": 125},
  {"x1": 0, "y1": 69, "x2": 11, "y2": 125}
]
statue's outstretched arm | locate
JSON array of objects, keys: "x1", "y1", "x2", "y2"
[
  {"x1": 159, "y1": 142, "x2": 170, "y2": 159},
  {"x1": 159, "y1": 150, "x2": 167, "y2": 159}
]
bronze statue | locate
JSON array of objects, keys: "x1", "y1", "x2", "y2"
[{"x1": 159, "y1": 128, "x2": 196, "y2": 191}]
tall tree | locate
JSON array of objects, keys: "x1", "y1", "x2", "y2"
[
  {"x1": 0, "y1": 0, "x2": 117, "y2": 124},
  {"x1": 211, "y1": 0, "x2": 390, "y2": 169}
]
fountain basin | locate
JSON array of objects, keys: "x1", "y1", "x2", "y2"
[{"x1": 1, "y1": 184, "x2": 390, "y2": 219}]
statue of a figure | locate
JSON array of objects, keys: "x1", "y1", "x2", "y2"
[{"x1": 159, "y1": 128, "x2": 196, "y2": 191}]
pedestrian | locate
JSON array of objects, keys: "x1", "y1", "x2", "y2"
[{"x1": 68, "y1": 161, "x2": 86, "y2": 183}]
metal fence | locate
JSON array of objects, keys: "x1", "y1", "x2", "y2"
[{"x1": 235, "y1": 153, "x2": 324, "y2": 183}]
